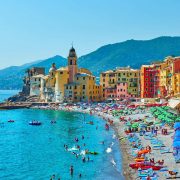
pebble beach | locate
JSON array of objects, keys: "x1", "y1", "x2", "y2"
[{"x1": 33, "y1": 102, "x2": 180, "y2": 180}]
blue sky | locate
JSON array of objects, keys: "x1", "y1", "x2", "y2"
[{"x1": 0, "y1": 0, "x2": 180, "y2": 69}]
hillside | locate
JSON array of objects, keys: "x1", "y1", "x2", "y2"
[{"x1": 1, "y1": 36, "x2": 180, "y2": 90}]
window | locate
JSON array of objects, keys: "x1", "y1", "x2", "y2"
[
  {"x1": 74, "y1": 86, "x2": 77, "y2": 89},
  {"x1": 77, "y1": 77, "x2": 79, "y2": 80},
  {"x1": 83, "y1": 77, "x2": 85, "y2": 80},
  {"x1": 83, "y1": 85, "x2": 86, "y2": 89},
  {"x1": 35, "y1": 78, "x2": 36, "y2": 81},
  {"x1": 70, "y1": 60, "x2": 73, "y2": 65},
  {"x1": 70, "y1": 86, "x2": 71, "y2": 89},
  {"x1": 60, "y1": 72, "x2": 63, "y2": 75}
]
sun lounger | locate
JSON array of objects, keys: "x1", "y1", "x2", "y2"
[
  {"x1": 140, "y1": 177, "x2": 158, "y2": 180},
  {"x1": 160, "y1": 148, "x2": 172, "y2": 154}
]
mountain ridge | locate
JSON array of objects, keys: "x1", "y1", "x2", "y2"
[{"x1": 1, "y1": 36, "x2": 180, "y2": 90}]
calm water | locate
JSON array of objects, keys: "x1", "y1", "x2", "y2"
[
  {"x1": 0, "y1": 90, "x2": 19, "y2": 102},
  {"x1": 0, "y1": 90, "x2": 124, "y2": 180}
]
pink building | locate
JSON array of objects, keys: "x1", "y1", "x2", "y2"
[
  {"x1": 104, "y1": 87, "x2": 116, "y2": 100},
  {"x1": 116, "y1": 83, "x2": 130, "y2": 99}
]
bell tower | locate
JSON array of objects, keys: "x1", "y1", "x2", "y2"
[{"x1": 68, "y1": 46, "x2": 78, "y2": 83}]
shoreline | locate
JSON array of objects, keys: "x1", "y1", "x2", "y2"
[
  {"x1": 31, "y1": 104, "x2": 136, "y2": 180},
  {"x1": 2, "y1": 101, "x2": 179, "y2": 179}
]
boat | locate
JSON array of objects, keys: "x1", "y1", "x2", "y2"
[
  {"x1": 8, "y1": 120, "x2": 14, "y2": 122},
  {"x1": 29, "y1": 120, "x2": 41, "y2": 126}
]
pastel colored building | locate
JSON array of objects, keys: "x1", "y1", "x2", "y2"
[
  {"x1": 30, "y1": 74, "x2": 44, "y2": 96},
  {"x1": 116, "y1": 82, "x2": 129, "y2": 98},
  {"x1": 172, "y1": 57, "x2": 180, "y2": 97},
  {"x1": 100, "y1": 67, "x2": 140, "y2": 100},
  {"x1": 23, "y1": 67, "x2": 45, "y2": 96},
  {"x1": 30, "y1": 47, "x2": 103, "y2": 103},
  {"x1": 159, "y1": 56, "x2": 178, "y2": 98}
]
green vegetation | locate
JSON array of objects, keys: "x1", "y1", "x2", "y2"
[{"x1": 1, "y1": 36, "x2": 180, "y2": 90}]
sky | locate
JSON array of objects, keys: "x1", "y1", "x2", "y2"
[{"x1": 0, "y1": 0, "x2": 180, "y2": 69}]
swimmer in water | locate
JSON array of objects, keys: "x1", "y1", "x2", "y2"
[{"x1": 70, "y1": 165, "x2": 74, "y2": 176}]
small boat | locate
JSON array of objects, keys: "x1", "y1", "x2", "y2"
[
  {"x1": 8, "y1": 120, "x2": 14, "y2": 123},
  {"x1": 29, "y1": 121, "x2": 41, "y2": 126}
]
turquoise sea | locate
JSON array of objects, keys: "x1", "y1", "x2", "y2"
[{"x1": 0, "y1": 91, "x2": 124, "y2": 180}]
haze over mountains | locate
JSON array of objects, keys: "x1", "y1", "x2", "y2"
[{"x1": 1, "y1": 36, "x2": 180, "y2": 90}]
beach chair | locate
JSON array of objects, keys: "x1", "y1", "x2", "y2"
[
  {"x1": 140, "y1": 177, "x2": 158, "y2": 180},
  {"x1": 160, "y1": 148, "x2": 172, "y2": 154}
]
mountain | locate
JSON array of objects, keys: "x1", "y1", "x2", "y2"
[
  {"x1": 78, "y1": 36, "x2": 180, "y2": 76},
  {"x1": 0, "y1": 56, "x2": 66, "y2": 90},
  {"x1": 1, "y1": 36, "x2": 180, "y2": 90}
]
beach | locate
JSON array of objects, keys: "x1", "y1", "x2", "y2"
[{"x1": 32, "y1": 102, "x2": 180, "y2": 180}]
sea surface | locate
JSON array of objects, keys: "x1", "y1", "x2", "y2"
[
  {"x1": 0, "y1": 91, "x2": 124, "y2": 180},
  {"x1": 0, "y1": 90, "x2": 19, "y2": 102}
]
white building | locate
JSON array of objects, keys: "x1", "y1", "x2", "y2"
[{"x1": 30, "y1": 74, "x2": 44, "y2": 96}]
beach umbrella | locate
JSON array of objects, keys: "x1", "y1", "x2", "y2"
[
  {"x1": 174, "y1": 136, "x2": 180, "y2": 142},
  {"x1": 174, "y1": 122, "x2": 180, "y2": 129},
  {"x1": 175, "y1": 130, "x2": 180, "y2": 137}
]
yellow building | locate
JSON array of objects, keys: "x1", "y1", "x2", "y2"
[
  {"x1": 159, "y1": 56, "x2": 178, "y2": 97},
  {"x1": 39, "y1": 47, "x2": 102, "y2": 102}
]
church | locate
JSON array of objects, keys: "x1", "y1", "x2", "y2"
[{"x1": 30, "y1": 47, "x2": 103, "y2": 103}]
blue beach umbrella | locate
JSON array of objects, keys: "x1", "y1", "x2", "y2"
[
  {"x1": 173, "y1": 141, "x2": 180, "y2": 148},
  {"x1": 175, "y1": 130, "x2": 180, "y2": 137},
  {"x1": 174, "y1": 122, "x2": 180, "y2": 129}
]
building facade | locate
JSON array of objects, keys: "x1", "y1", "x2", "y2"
[
  {"x1": 30, "y1": 47, "x2": 102, "y2": 103},
  {"x1": 23, "y1": 67, "x2": 45, "y2": 96},
  {"x1": 140, "y1": 64, "x2": 160, "y2": 98},
  {"x1": 100, "y1": 67, "x2": 140, "y2": 100}
]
